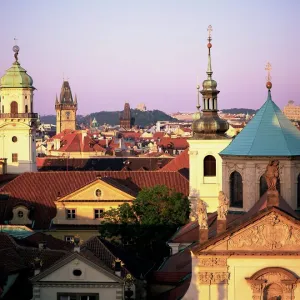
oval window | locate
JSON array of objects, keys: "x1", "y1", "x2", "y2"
[
  {"x1": 95, "y1": 189, "x2": 102, "y2": 197},
  {"x1": 12, "y1": 136, "x2": 18, "y2": 143},
  {"x1": 73, "y1": 269, "x2": 82, "y2": 276},
  {"x1": 18, "y1": 211, "x2": 24, "y2": 218}
]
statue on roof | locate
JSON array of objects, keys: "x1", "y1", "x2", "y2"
[
  {"x1": 197, "y1": 199, "x2": 208, "y2": 229},
  {"x1": 217, "y1": 191, "x2": 229, "y2": 220},
  {"x1": 264, "y1": 160, "x2": 279, "y2": 191}
]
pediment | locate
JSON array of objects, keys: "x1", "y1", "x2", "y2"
[
  {"x1": 57, "y1": 179, "x2": 135, "y2": 202},
  {"x1": 32, "y1": 254, "x2": 122, "y2": 284},
  {"x1": 204, "y1": 211, "x2": 300, "y2": 252}
]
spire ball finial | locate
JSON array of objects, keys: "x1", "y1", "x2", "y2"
[
  {"x1": 13, "y1": 37, "x2": 19, "y2": 62},
  {"x1": 265, "y1": 62, "x2": 272, "y2": 90}
]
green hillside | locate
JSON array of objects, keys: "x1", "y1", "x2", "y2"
[{"x1": 40, "y1": 109, "x2": 179, "y2": 127}]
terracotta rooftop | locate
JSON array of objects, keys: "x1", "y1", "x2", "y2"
[
  {"x1": 0, "y1": 171, "x2": 189, "y2": 229},
  {"x1": 160, "y1": 148, "x2": 189, "y2": 173}
]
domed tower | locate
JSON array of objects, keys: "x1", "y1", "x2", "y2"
[
  {"x1": 188, "y1": 26, "x2": 232, "y2": 213},
  {"x1": 55, "y1": 81, "x2": 77, "y2": 134},
  {"x1": 0, "y1": 44, "x2": 38, "y2": 173}
]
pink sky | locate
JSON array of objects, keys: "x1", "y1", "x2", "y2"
[{"x1": 0, "y1": 0, "x2": 299, "y2": 115}]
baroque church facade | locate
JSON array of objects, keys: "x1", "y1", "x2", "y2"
[
  {"x1": 0, "y1": 45, "x2": 38, "y2": 174},
  {"x1": 179, "y1": 27, "x2": 300, "y2": 300}
]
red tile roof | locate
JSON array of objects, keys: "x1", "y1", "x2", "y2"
[
  {"x1": 160, "y1": 148, "x2": 189, "y2": 172},
  {"x1": 0, "y1": 171, "x2": 189, "y2": 229},
  {"x1": 52, "y1": 130, "x2": 106, "y2": 153},
  {"x1": 157, "y1": 137, "x2": 189, "y2": 149}
]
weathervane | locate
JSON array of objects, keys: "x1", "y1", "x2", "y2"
[
  {"x1": 265, "y1": 62, "x2": 272, "y2": 89},
  {"x1": 13, "y1": 37, "x2": 20, "y2": 62}
]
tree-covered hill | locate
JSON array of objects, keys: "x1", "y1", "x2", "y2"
[
  {"x1": 40, "y1": 109, "x2": 179, "y2": 127},
  {"x1": 221, "y1": 108, "x2": 257, "y2": 114}
]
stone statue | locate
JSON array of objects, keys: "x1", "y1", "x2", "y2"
[
  {"x1": 217, "y1": 191, "x2": 229, "y2": 220},
  {"x1": 197, "y1": 199, "x2": 208, "y2": 229},
  {"x1": 264, "y1": 160, "x2": 279, "y2": 191}
]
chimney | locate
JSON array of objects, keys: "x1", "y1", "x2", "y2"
[
  {"x1": 33, "y1": 257, "x2": 42, "y2": 276},
  {"x1": 114, "y1": 258, "x2": 122, "y2": 277},
  {"x1": 73, "y1": 235, "x2": 80, "y2": 253}
]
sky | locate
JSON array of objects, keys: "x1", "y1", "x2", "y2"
[{"x1": 0, "y1": 0, "x2": 299, "y2": 115}]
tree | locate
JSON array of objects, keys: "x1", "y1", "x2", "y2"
[{"x1": 100, "y1": 185, "x2": 190, "y2": 263}]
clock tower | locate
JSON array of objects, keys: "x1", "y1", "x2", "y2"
[
  {"x1": 0, "y1": 44, "x2": 38, "y2": 173},
  {"x1": 55, "y1": 81, "x2": 77, "y2": 134}
]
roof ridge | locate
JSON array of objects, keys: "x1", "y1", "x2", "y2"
[{"x1": 273, "y1": 103, "x2": 293, "y2": 156}]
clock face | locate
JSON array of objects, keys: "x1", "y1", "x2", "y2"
[{"x1": 65, "y1": 111, "x2": 70, "y2": 119}]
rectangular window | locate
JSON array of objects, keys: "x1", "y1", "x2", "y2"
[
  {"x1": 94, "y1": 209, "x2": 104, "y2": 219},
  {"x1": 12, "y1": 153, "x2": 18, "y2": 163},
  {"x1": 64, "y1": 235, "x2": 74, "y2": 243},
  {"x1": 66, "y1": 209, "x2": 76, "y2": 219},
  {"x1": 57, "y1": 294, "x2": 98, "y2": 300}
]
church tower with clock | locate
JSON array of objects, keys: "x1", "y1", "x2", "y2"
[
  {"x1": 55, "y1": 81, "x2": 77, "y2": 134},
  {"x1": 0, "y1": 45, "x2": 38, "y2": 173}
]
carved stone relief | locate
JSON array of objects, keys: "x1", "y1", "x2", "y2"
[
  {"x1": 198, "y1": 272, "x2": 229, "y2": 284},
  {"x1": 228, "y1": 213, "x2": 300, "y2": 250},
  {"x1": 198, "y1": 257, "x2": 227, "y2": 267}
]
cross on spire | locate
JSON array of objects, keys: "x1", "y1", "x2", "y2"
[
  {"x1": 265, "y1": 62, "x2": 272, "y2": 82},
  {"x1": 207, "y1": 25, "x2": 213, "y2": 41}
]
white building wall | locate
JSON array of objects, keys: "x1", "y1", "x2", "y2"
[{"x1": 0, "y1": 86, "x2": 37, "y2": 174}]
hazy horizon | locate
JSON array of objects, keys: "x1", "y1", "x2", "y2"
[{"x1": 1, "y1": 0, "x2": 299, "y2": 115}]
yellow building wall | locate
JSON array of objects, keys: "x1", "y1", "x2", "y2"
[
  {"x1": 54, "y1": 179, "x2": 135, "y2": 225},
  {"x1": 228, "y1": 257, "x2": 300, "y2": 300},
  {"x1": 188, "y1": 139, "x2": 231, "y2": 212}
]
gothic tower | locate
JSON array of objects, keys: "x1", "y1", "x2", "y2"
[
  {"x1": 188, "y1": 25, "x2": 231, "y2": 213},
  {"x1": 0, "y1": 44, "x2": 38, "y2": 173},
  {"x1": 119, "y1": 102, "x2": 133, "y2": 129},
  {"x1": 55, "y1": 81, "x2": 77, "y2": 134}
]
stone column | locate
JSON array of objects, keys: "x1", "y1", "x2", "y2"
[{"x1": 244, "y1": 163, "x2": 256, "y2": 211}]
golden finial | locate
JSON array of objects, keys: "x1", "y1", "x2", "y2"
[{"x1": 265, "y1": 62, "x2": 272, "y2": 89}]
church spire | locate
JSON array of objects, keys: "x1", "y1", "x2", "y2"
[{"x1": 191, "y1": 25, "x2": 229, "y2": 139}]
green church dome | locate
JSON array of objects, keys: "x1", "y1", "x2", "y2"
[{"x1": 0, "y1": 61, "x2": 34, "y2": 88}]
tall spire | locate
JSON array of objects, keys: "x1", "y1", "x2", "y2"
[
  {"x1": 191, "y1": 25, "x2": 229, "y2": 139},
  {"x1": 206, "y1": 25, "x2": 213, "y2": 79}
]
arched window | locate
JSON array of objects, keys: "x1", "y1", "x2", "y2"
[
  {"x1": 230, "y1": 171, "x2": 243, "y2": 208},
  {"x1": 260, "y1": 175, "x2": 280, "y2": 197},
  {"x1": 297, "y1": 173, "x2": 300, "y2": 208},
  {"x1": 10, "y1": 101, "x2": 18, "y2": 114},
  {"x1": 263, "y1": 283, "x2": 283, "y2": 300},
  {"x1": 25, "y1": 105, "x2": 28, "y2": 113},
  {"x1": 203, "y1": 155, "x2": 216, "y2": 176}
]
